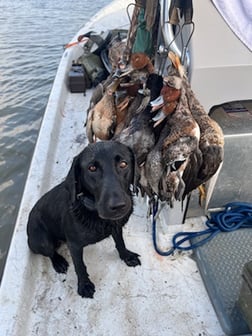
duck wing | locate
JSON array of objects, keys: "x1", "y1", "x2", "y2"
[
  {"x1": 87, "y1": 93, "x2": 117, "y2": 142},
  {"x1": 182, "y1": 76, "x2": 224, "y2": 181},
  {"x1": 141, "y1": 120, "x2": 171, "y2": 198},
  {"x1": 115, "y1": 104, "x2": 155, "y2": 165}
]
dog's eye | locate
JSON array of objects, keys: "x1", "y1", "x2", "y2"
[
  {"x1": 88, "y1": 164, "x2": 97, "y2": 172},
  {"x1": 119, "y1": 160, "x2": 128, "y2": 169}
]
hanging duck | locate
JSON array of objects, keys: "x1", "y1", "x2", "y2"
[
  {"x1": 140, "y1": 70, "x2": 200, "y2": 205},
  {"x1": 160, "y1": 82, "x2": 201, "y2": 204},
  {"x1": 151, "y1": 70, "x2": 182, "y2": 127},
  {"x1": 168, "y1": 51, "x2": 224, "y2": 199},
  {"x1": 113, "y1": 53, "x2": 155, "y2": 135},
  {"x1": 113, "y1": 73, "x2": 163, "y2": 166},
  {"x1": 139, "y1": 119, "x2": 171, "y2": 199},
  {"x1": 86, "y1": 78, "x2": 120, "y2": 142}
]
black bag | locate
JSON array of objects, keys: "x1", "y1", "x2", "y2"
[{"x1": 68, "y1": 63, "x2": 91, "y2": 93}]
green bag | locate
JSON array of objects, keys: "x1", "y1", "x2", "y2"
[
  {"x1": 132, "y1": 8, "x2": 153, "y2": 57},
  {"x1": 78, "y1": 52, "x2": 107, "y2": 86}
]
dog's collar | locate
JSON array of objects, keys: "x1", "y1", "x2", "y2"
[{"x1": 76, "y1": 193, "x2": 96, "y2": 211}]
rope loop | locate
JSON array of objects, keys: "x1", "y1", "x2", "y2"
[{"x1": 152, "y1": 201, "x2": 252, "y2": 256}]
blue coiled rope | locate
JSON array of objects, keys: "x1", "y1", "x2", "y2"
[{"x1": 152, "y1": 201, "x2": 252, "y2": 256}]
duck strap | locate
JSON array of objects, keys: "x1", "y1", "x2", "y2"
[
  {"x1": 121, "y1": 0, "x2": 159, "y2": 65},
  {"x1": 169, "y1": 0, "x2": 193, "y2": 25},
  {"x1": 121, "y1": 4, "x2": 141, "y2": 66},
  {"x1": 144, "y1": 0, "x2": 159, "y2": 31},
  {"x1": 132, "y1": 8, "x2": 154, "y2": 57}
]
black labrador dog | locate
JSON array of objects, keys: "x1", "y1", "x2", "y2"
[{"x1": 27, "y1": 141, "x2": 141, "y2": 298}]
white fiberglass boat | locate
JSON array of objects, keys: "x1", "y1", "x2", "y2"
[{"x1": 1, "y1": 1, "x2": 252, "y2": 335}]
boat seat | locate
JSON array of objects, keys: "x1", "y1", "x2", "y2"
[{"x1": 206, "y1": 101, "x2": 252, "y2": 211}]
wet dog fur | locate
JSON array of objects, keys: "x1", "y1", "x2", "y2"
[{"x1": 27, "y1": 141, "x2": 141, "y2": 298}]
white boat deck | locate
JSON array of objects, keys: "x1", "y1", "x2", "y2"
[{"x1": 0, "y1": 82, "x2": 224, "y2": 336}]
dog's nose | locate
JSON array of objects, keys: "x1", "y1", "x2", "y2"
[
  {"x1": 109, "y1": 200, "x2": 127, "y2": 212},
  {"x1": 97, "y1": 188, "x2": 132, "y2": 220}
]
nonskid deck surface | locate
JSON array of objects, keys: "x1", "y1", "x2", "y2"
[
  {"x1": 1, "y1": 90, "x2": 224, "y2": 335},
  {"x1": 15, "y1": 214, "x2": 222, "y2": 336},
  {"x1": 6, "y1": 202, "x2": 223, "y2": 336},
  {"x1": 41, "y1": 91, "x2": 223, "y2": 335}
]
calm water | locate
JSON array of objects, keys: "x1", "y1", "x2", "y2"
[{"x1": 0, "y1": 0, "x2": 110, "y2": 279}]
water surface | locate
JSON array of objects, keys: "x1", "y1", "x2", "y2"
[{"x1": 0, "y1": 0, "x2": 110, "y2": 279}]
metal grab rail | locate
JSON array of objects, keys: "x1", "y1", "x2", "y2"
[
  {"x1": 160, "y1": 0, "x2": 182, "y2": 57},
  {"x1": 158, "y1": 0, "x2": 194, "y2": 75}
]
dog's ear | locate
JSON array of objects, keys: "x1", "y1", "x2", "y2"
[{"x1": 65, "y1": 153, "x2": 82, "y2": 204}]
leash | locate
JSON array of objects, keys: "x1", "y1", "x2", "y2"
[{"x1": 152, "y1": 200, "x2": 252, "y2": 256}]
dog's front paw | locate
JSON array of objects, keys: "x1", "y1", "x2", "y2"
[
  {"x1": 51, "y1": 252, "x2": 69, "y2": 274},
  {"x1": 78, "y1": 279, "x2": 96, "y2": 298},
  {"x1": 121, "y1": 249, "x2": 141, "y2": 267}
]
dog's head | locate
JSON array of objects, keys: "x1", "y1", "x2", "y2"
[{"x1": 65, "y1": 141, "x2": 139, "y2": 220}]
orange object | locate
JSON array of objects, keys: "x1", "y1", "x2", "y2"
[
  {"x1": 162, "y1": 101, "x2": 177, "y2": 115},
  {"x1": 130, "y1": 52, "x2": 154, "y2": 72},
  {"x1": 64, "y1": 36, "x2": 89, "y2": 49},
  {"x1": 161, "y1": 85, "x2": 181, "y2": 103}
]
